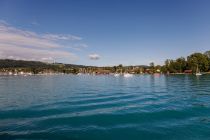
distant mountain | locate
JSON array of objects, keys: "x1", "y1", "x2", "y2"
[
  {"x1": 0, "y1": 59, "x2": 150, "y2": 69},
  {"x1": 0, "y1": 59, "x2": 87, "y2": 69}
]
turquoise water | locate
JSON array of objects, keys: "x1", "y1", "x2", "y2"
[{"x1": 0, "y1": 75, "x2": 210, "y2": 140}]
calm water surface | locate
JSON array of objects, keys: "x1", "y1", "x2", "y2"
[{"x1": 0, "y1": 75, "x2": 210, "y2": 140}]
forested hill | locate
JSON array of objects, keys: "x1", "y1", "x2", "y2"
[
  {"x1": 0, "y1": 59, "x2": 87, "y2": 69},
  {"x1": 0, "y1": 59, "x2": 148, "y2": 69}
]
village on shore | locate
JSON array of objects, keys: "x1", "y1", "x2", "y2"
[{"x1": 0, "y1": 51, "x2": 210, "y2": 76}]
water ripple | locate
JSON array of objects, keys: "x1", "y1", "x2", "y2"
[{"x1": 1, "y1": 75, "x2": 210, "y2": 139}]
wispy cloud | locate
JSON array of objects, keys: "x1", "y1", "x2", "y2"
[
  {"x1": 0, "y1": 20, "x2": 8, "y2": 25},
  {"x1": 0, "y1": 43, "x2": 77, "y2": 62},
  {"x1": 75, "y1": 43, "x2": 88, "y2": 48},
  {"x1": 43, "y1": 34, "x2": 82, "y2": 41},
  {"x1": 0, "y1": 23, "x2": 80, "y2": 62},
  {"x1": 89, "y1": 53, "x2": 100, "y2": 60},
  {"x1": 31, "y1": 21, "x2": 40, "y2": 26},
  {"x1": 68, "y1": 43, "x2": 89, "y2": 51}
]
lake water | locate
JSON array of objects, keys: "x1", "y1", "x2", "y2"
[{"x1": 0, "y1": 74, "x2": 210, "y2": 140}]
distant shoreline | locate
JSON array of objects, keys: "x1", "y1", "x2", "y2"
[
  {"x1": 0, "y1": 57, "x2": 210, "y2": 75},
  {"x1": 0, "y1": 72, "x2": 209, "y2": 76}
]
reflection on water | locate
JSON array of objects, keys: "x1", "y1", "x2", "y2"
[{"x1": 0, "y1": 74, "x2": 210, "y2": 139}]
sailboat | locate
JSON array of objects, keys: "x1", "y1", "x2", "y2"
[
  {"x1": 195, "y1": 64, "x2": 202, "y2": 76},
  {"x1": 123, "y1": 68, "x2": 133, "y2": 78},
  {"x1": 114, "y1": 73, "x2": 120, "y2": 77},
  {"x1": 123, "y1": 73, "x2": 133, "y2": 78}
]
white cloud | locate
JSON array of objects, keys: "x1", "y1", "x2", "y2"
[
  {"x1": 89, "y1": 53, "x2": 100, "y2": 60},
  {"x1": 0, "y1": 20, "x2": 8, "y2": 25},
  {"x1": 0, "y1": 23, "x2": 80, "y2": 62},
  {"x1": 43, "y1": 34, "x2": 82, "y2": 41},
  {"x1": 76, "y1": 43, "x2": 88, "y2": 48},
  {"x1": 0, "y1": 43, "x2": 77, "y2": 62},
  {"x1": 31, "y1": 21, "x2": 39, "y2": 26},
  {"x1": 69, "y1": 43, "x2": 88, "y2": 51}
]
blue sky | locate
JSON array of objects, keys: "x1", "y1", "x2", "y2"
[{"x1": 0, "y1": 0, "x2": 210, "y2": 66}]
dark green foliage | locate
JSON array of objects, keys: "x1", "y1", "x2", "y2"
[
  {"x1": 187, "y1": 53, "x2": 209, "y2": 72},
  {"x1": 204, "y1": 51, "x2": 210, "y2": 70},
  {"x1": 0, "y1": 59, "x2": 48, "y2": 68},
  {"x1": 163, "y1": 51, "x2": 210, "y2": 73},
  {"x1": 0, "y1": 59, "x2": 85, "y2": 74},
  {"x1": 204, "y1": 51, "x2": 210, "y2": 59}
]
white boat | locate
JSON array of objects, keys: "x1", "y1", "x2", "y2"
[
  {"x1": 195, "y1": 73, "x2": 202, "y2": 76},
  {"x1": 123, "y1": 73, "x2": 133, "y2": 78},
  {"x1": 114, "y1": 73, "x2": 120, "y2": 77},
  {"x1": 195, "y1": 64, "x2": 202, "y2": 76}
]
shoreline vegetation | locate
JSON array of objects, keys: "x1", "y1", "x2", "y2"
[{"x1": 0, "y1": 51, "x2": 210, "y2": 76}]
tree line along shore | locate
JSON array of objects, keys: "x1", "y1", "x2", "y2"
[{"x1": 0, "y1": 51, "x2": 210, "y2": 75}]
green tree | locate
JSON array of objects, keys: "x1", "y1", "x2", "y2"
[
  {"x1": 117, "y1": 64, "x2": 123, "y2": 73},
  {"x1": 164, "y1": 59, "x2": 177, "y2": 73},
  {"x1": 204, "y1": 51, "x2": 210, "y2": 71},
  {"x1": 164, "y1": 59, "x2": 170, "y2": 72},
  {"x1": 176, "y1": 57, "x2": 186, "y2": 73},
  {"x1": 161, "y1": 65, "x2": 167, "y2": 73},
  {"x1": 149, "y1": 62, "x2": 155, "y2": 73},
  {"x1": 204, "y1": 51, "x2": 210, "y2": 59},
  {"x1": 187, "y1": 53, "x2": 209, "y2": 72},
  {"x1": 150, "y1": 62, "x2": 154, "y2": 68}
]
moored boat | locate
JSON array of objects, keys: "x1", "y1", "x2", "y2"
[
  {"x1": 195, "y1": 64, "x2": 202, "y2": 76},
  {"x1": 123, "y1": 73, "x2": 133, "y2": 78}
]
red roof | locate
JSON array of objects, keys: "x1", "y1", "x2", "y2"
[{"x1": 184, "y1": 70, "x2": 192, "y2": 73}]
